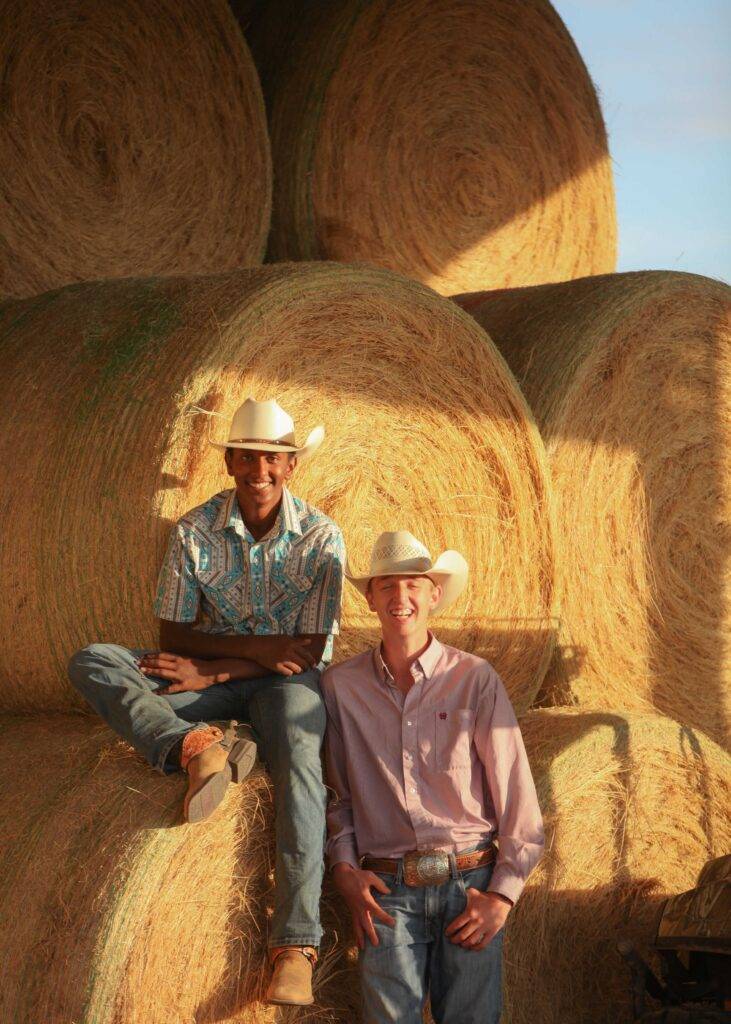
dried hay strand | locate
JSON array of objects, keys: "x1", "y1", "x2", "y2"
[
  {"x1": 504, "y1": 707, "x2": 731, "y2": 1024},
  {"x1": 247, "y1": 0, "x2": 616, "y2": 296},
  {"x1": 0, "y1": 714, "x2": 358, "y2": 1023},
  {"x1": 455, "y1": 271, "x2": 731, "y2": 748},
  {"x1": 0, "y1": 263, "x2": 555, "y2": 713},
  {"x1": 0, "y1": 0, "x2": 271, "y2": 299}
]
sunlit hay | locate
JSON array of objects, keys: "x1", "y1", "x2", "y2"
[
  {"x1": 0, "y1": 0, "x2": 271, "y2": 299},
  {"x1": 0, "y1": 714, "x2": 359, "y2": 1024},
  {"x1": 455, "y1": 271, "x2": 731, "y2": 748},
  {"x1": 0, "y1": 263, "x2": 555, "y2": 713},
  {"x1": 503, "y1": 707, "x2": 731, "y2": 1024},
  {"x1": 247, "y1": 0, "x2": 616, "y2": 296}
]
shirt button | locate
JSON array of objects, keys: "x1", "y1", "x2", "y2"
[
  {"x1": 407, "y1": 720, "x2": 412, "y2": 726},
  {"x1": 409, "y1": 787, "x2": 416, "y2": 794}
]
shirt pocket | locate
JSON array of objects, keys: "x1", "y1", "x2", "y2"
[
  {"x1": 196, "y1": 567, "x2": 243, "y2": 593},
  {"x1": 283, "y1": 567, "x2": 315, "y2": 593},
  {"x1": 269, "y1": 563, "x2": 315, "y2": 612},
  {"x1": 434, "y1": 709, "x2": 476, "y2": 771}
]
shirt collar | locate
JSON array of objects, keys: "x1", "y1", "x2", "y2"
[
  {"x1": 212, "y1": 487, "x2": 303, "y2": 541},
  {"x1": 279, "y1": 486, "x2": 303, "y2": 537},
  {"x1": 372, "y1": 632, "x2": 442, "y2": 683}
]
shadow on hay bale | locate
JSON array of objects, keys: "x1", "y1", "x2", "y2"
[
  {"x1": 0, "y1": 0, "x2": 272, "y2": 299},
  {"x1": 0, "y1": 264, "x2": 555, "y2": 716},
  {"x1": 0, "y1": 714, "x2": 359, "y2": 1024},
  {"x1": 245, "y1": 0, "x2": 616, "y2": 295},
  {"x1": 455, "y1": 271, "x2": 731, "y2": 749},
  {"x1": 503, "y1": 708, "x2": 731, "y2": 1023}
]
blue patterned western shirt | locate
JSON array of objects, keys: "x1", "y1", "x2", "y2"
[{"x1": 154, "y1": 487, "x2": 345, "y2": 661}]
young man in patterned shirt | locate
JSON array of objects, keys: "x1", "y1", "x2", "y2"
[
  {"x1": 69, "y1": 398, "x2": 345, "y2": 1007},
  {"x1": 322, "y1": 531, "x2": 543, "y2": 1023}
]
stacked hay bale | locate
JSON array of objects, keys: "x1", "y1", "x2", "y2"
[
  {"x1": 504, "y1": 709, "x2": 731, "y2": 1024},
  {"x1": 247, "y1": 0, "x2": 617, "y2": 295},
  {"x1": 0, "y1": 0, "x2": 271, "y2": 299},
  {"x1": 0, "y1": 715, "x2": 358, "y2": 1023},
  {"x1": 0, "y1": 263, "x2": 555, "y2": 715},
  {"x1": 456, "y1": 271, "x2": 731, "y2": 750}
]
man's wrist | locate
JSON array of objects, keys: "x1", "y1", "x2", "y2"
[
  {"x1": 332, "y1": 861, "x2": 357, "y2": 875},
  {"x1": 486, "y1": 890, "x2": 514, "y2": 907}
]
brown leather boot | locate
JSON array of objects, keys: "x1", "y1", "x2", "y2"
[
  {"x1": 265, "y1": 946, "x2": 317, "y2": 1006},
  {"x1": 182, "y1": 722, "x2": 257, "y2": 824}
]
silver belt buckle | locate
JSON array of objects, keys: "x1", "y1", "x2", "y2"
[{"x1": 403, "y1": 849, "x2": 451, "y2": 887}]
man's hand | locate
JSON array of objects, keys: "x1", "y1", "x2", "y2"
[
  {"x1": 332, "y1": 863, "x2": 396, "y2": 949},
  {"x1": 251, "y1": 635, "x2": 317, "y2": 676},
  {"x1": 138, "y1": 653, "x2": 225, "y2": 694},
  {"x1": 444, "y1": 889, "x2": 511, "y2": 951}
]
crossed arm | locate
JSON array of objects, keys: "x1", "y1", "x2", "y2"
[{"x1": 138, "y1": 619, "x2": 328, "y2": 693}]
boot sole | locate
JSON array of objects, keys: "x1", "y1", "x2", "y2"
[
  {"x1": 266, "y1": 997, "x2": 315, "y2": 1006},
  {"x1": 185, "y1": 738, "x2": 257, "y2": 824}
]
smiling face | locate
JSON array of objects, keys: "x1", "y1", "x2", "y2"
[
  {"x1": 225, "y1": 447, "x2": 296, "y2": 522},
  {"x1": 366, "y1": 574, "x2": 442, "y2": 644}
]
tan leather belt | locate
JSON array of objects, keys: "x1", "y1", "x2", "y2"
[{"x1": 362, "y1": 845, "x2": 495, "y2": 887}]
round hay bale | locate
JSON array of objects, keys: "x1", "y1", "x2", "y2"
[
  {"x1": 455, "y1": 271, "x2": 731, "y2": 748},
  {"x1": 247, "y1": 0, "x2": 616, "y2": 296},
  {"x1": 0, "y1": 263, "x2": 555, "y2": 713},
  {"x1": 0, "y1": 0, "x2": 271, "y2": 299},
  {"x1": 504, "y1": 707, "x2": 731, "y2": 1024},
  {"x1": 0, "y1": 714, "x2": 358, "y2": 1023}
]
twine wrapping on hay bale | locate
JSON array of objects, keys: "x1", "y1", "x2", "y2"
[
  {"x1": 0, "y1": 0, "x2": 271, "y2": 299},
  {"x1": 503, "y1": 707, "x2": 731, "y2": 1024},
  {"x1": 0, "y1": 263, "x2": 555, "y2": 713},
  {"x1": 247, "y1": 0, "x2": 616, "y2": 296},
  {"x1": 0, "y1": 714, "x2": 358, "y2": 1023},
  {"x1": 455, "y1": 271, "x2": 731, "y2": 748}
]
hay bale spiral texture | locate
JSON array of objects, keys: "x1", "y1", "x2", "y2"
[
  {"x1": 455, "y1": 271, "x2": 731, "y2": 748},
  {"x1": 0, "y1": 263, "x2": 554, "y2": 712},
  {"x1": 503, "y1": 707, "x2": 731, "y2": 1024},
  {"x1": 0, "y1": 714, "x2": 358, "y2": 1024},
  {"x1": 0, "y1": 0, "x2": 271, "y2": 299},
  {"x1": 247, "y1": 0, "x2": 616, "y2": 295}
]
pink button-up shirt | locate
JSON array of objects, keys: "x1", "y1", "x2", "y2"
[{"x1": 321, "y1": 635, "x2": 544, "y2": 904}]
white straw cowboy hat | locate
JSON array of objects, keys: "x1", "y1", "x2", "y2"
[
  {"x1": 347, "y1": 530, "x2": 468, "y2": 614},
  {"x1": 197, "y1": 397, "x2": 324, "y2": 460}
]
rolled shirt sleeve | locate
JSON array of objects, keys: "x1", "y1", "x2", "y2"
[
  {"x1": 474, "y1": 668, "x2": 545, "y2": 905},
  {"x1": 153, "y1": 524, "x2": 201, "y2": 623},
  {"x1": 296, "y1": 527, "x2": 346, "y2": 636},
  {"x1": 322, "y1": 669, "x2": 361, "y2": 869}
]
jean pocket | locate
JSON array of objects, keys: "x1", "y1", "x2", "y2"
[
  {"x1": 370, "y1": 882, "x2": 422, "y2": 948},
  {"x1": 435, "y1": 708, "x2": 476, "y2": 770},
  {"x1": 459, "y1": 862, "x2": 495, "y2": 894}
]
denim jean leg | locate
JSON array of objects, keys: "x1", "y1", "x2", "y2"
[
  {"x1": 359, "y1": 877, "x2": 429, "y2": 1024},
  {"x1": 246, "y1": 667, "x2": 327, "y2": 948},
  {"x1": 67, "y1": 643, "x2": 233, "y2": 773},
  {"x1": 429, "y1": 865, "x2": 503, "y2": 1024}
]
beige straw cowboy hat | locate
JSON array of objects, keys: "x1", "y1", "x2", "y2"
[
  {"x1": 347, "y1": 530, "x2": 468, "y2": 614},
  {"x1": 195, "y1": 397, "x2": 324, "y2": 459}
]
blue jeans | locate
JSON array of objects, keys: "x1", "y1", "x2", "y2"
[
  {"x1": 360, "y1": 862, "x2": 503, "y2": 1024},
  {"x1": 68, "y1": 642, "x2": 327, "y2": 948}
]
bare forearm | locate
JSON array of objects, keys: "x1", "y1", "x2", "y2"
[
  {"x1": 159, "y1": 619, "x2": 268, "y2": 662},
  {"x1": 158, "y1": 620, "x2": 328, "y2": 671},
  {"x1": 208, "y1": 657, "x2": 264, "y2": 681}
]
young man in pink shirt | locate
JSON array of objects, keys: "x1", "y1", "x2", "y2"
[{"x1": 321, "y1": 531, "x2": 544, "y2": 1024}]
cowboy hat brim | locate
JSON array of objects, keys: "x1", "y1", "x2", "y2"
[
  {"x1": 209, "y1": 424, "x2": 325, "y2": 460},
  {"x1": 346, "y1": 550, "x2": 468, "y2": 614}
]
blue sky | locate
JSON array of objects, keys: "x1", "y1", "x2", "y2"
[{"x1": 554, "y1": 0, "x2": 730, "y2": 284}]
